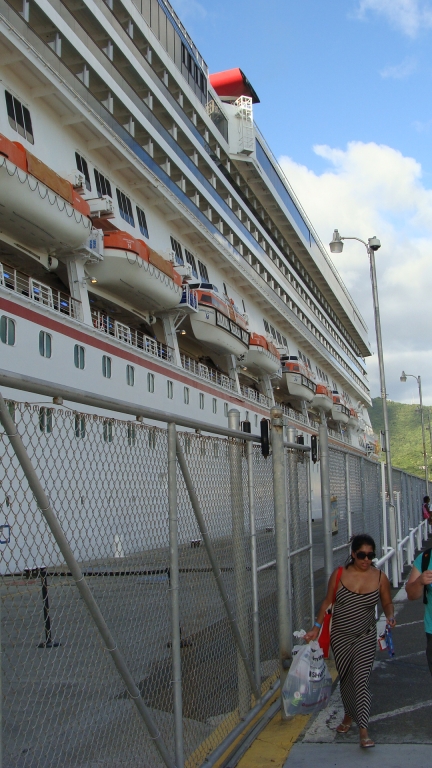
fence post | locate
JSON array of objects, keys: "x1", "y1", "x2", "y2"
[
  {"x1": 271, "y1": 407, "x2": 291, "y2": 717},
  {"x1": 319, "y1": 411, "x2": 333, "y2": 585},
  {"x1": 287, "y1": 426, "x2": 302, "y2": 631},
  {"x1": 380, "y1": 461, "x2": 389, "y2": 578},
  {"x1": 168, "y1": 422, "x2": 184, "y2": 768},
  {"x1": 228, "y1": 409, "x2": 250, "y2": 717},
  {"x1": 345, "y1": 453, "x2": 352, "y2": 543},
  {"x1": 0, "y1": 394, "x2": 176, "y2": 768},
  {"x1": 306, "y1": 454, "x2": 315, "y2": 629},
  {"x1": 246, "y1": 438, "x2": 261, "y2": 696}
]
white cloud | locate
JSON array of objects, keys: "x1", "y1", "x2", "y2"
[
  {"x1": 278, "y1": 142, "x2": 432, "y2": 404},
  {"x1": 173, "y1": 0, "x2": 207, "y2": 22},
  {"x1": 380, "y1": 56, "x2": 417, "y2": 78},
  {"x1": 356, "y1": 0, "x2": 432, "y2": 37}
]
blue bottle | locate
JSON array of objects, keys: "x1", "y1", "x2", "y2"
[{"x1": 385, "y1": 625, "x2": 395, "y2": 657}]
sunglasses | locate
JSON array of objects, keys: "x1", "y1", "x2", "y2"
[{"x1": 355, "y1": 551, "x2": 375, "y2": 561}]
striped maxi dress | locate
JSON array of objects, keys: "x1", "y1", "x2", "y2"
[{"x1": 330, "y1": 574, "x2": 381, "y2": 729}]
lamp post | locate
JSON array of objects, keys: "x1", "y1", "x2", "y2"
[
  {"x1": 329, "y1": 230, "x2": 398, "y2": 586},
  {"x1": 400, "y1": 372, "x2": 429, "y2": 495}
]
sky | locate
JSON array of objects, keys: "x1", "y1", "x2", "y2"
[{"x1": 173, "y1": 0, "x2": 432, "y2": 407}]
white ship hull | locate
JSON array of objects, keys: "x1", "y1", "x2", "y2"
[
  {"x1": 243, "y1": 345, "x2": 281, "y2": 375},
  {"x1": 190, "y1": 307, "x2": 249, "y2": 356},
  {"x1": 283, "y1": 371, "x2": 315, "y2": 403},
  {"x1": 312, "y1": 392, "x2": 333, "y2": 412},
  {"x1": 332, "y1": 404, "x2": 349, "y2": 424}
]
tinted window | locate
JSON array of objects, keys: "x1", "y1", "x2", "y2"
[
  {"x1": 5, "y1": 91, "x2": 34, "y2": 144},
  {"x1": 185, "y1": 250, "x2": 198, "y2": 278},
  {"x1": 94, "y1": 169, "x2": 112, "y2": 198},
  {"x1": 116, "y1": 189, "x2": 135, "y2": 226},
  {"x1": 136, "y1": 206, "x2": 149, "y2": 238},
  {"x1": 75, "y1": 152, "x2": 91, "y2": 191},
  {"x1": 170, "y1": 237, "x2": 183, "y2": 265},
  {"x1": 198, "y1": 260, "x2": 209, "y2": 282}
]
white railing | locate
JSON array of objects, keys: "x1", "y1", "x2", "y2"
[
  {"x1": 91, "y1": 310, "x2": 173, "y2": 362},
  {"x1": 180, "y1": 354, "x2": 235, "y2": 391},
  {"x1": 0, "y1": 261, "x2": 82, "y2": 321},
  {"x1": 240, "y1": 385, "x2": 272, "y2": 409},
  {"x1": 375, "y1": 519, "x2": 428, "y2": 579}
]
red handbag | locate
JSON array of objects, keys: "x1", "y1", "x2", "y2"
[{"x1": 318, "y1": 566, "x2": 343, "y2": 658}]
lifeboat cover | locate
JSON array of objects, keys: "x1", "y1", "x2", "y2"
[{"x1": 209, "y1": 68, "x2": 260, "y2": 104}]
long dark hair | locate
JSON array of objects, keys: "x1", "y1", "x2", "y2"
[{"x1": 345, "y1": 533, "x2": 376, "y2": 567}]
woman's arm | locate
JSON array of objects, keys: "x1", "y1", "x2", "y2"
[
  {"x1": 379, "y1": 571, "x2": 396, "y2": 627},
  {"x1": 406, "y1": 565, "x2": 432, "y2": 600},
  {"x1": 304, "y1": 568, "x2": 341, "y2": 642}
]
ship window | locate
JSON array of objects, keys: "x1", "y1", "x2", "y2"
[
  {"x1": 39, "y1": 331, "x2": 52, "y2": 358},
  {"x1": 198, "y1": 260, "x2": 209, "y2": 282},
  {"x1": 184, "y1": 386, "x2": 189, "y2": 404},
  {"x1": 185, "y1": 250, "x2": 198, "y2": 278},
  {"x1": 103, "y1": 421, "x2": 113, "y2": 443},
  {"x1": 75, "y1": 152, "x2": 91, "y2": 191},
  {"x1": 102, "y1": 355, "x2": 112, "y2": 378},
  {"x1": 147, "y1": 372, "x2": 155, "y2": 393},
  {"x1": 94, "y1": 169, "x2": 112, "y2": 198},
  {"x1": 242, "y1": 300, "x2": 246, "y2": 313},
  {"x1": 263, "y1": 319, "x2": 270, "y2": 334},
  {"x1": 136, "y1": 206, "x2": 149, "y2": 238},
  {"x1": 199, "y1": 393, "x2": 204, "y2": 410},
  {"x1": 167, "y1": 380, "x2": 173, "y2": 399},
  {"x1": 116, "y1": 189, "x2": 135, "y2": 226},
  {"x1": 126, "y1": 364, "x2": 135, "y2": 386},
  {"x1": 270, "y1": 325, "x2": 277, "y2": 339},
  {"x1": 74, "y1": 415, "x2": 86, "y2": 439},
  {"x1": 74, "y1": 344, "x2": 85, "y2": 369},
  {"x1": 223, "y1": 282, "x2": 228, "y2": 296},
  {"x1": 282, "y1": 336, "x2": 288, "y2": 348},
  {"x1": 170, "y1": 237, "x2": 183, "y2": 265},
  {"x1": 276, "y1": 331, "x2": 283, "y2": 345},
  {"x1": 212, "y1": 398, "x2": 217, "y2": 414},
  {"x1": 254, "y1": 414, "x2": 258, "y2": 427},
  {"x1": 0, "y1": 316, "x2": 15, "y2": 346},
  {"x1": 5, "y1": 91, "x2": 34, "y2": 144},
  {"x1": 224, "y1": 402, "x2": 229, "y2": 417},
  {"x1": 39, "y1": 407, "x2": 53, "y2": 434}
]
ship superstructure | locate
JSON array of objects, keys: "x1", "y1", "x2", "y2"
[{"x1": 0, "y1": 0, "x2": 378, "y2": 493}]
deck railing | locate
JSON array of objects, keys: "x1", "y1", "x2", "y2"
[
  {"x1": 91, "y1": 310, "x2": 173, "y2": 362},
  {"x1": 180, "y1": 354, "x2": 235, "y2": 391},
  {"x1": 0, "y1": 261, "x2": 82, "y2": 321},
  {"x1": 240, "y1": 385, "x2": 272, "y2": 409}
]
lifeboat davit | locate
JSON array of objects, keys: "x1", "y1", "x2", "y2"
[
  {"x1": 91, "y1": 232, "x2": 183, "y2": 311},
  {"x1": 312, "y1": 383, "x2": 333, "y2": 413},
  {"x1": 0, "y1": 133, "x2": 91, "y2": 251},
  {"x1": 331, "y1": 392, "x2": 350, "y2": 424},
  {"x1": 189, "y1": 288, "x2": 250, "y2": 356},
  {"x1": 348, "y1": 408, "x2": 359, "y2": 429},
  {"x1": 281, "y1": 356, "x2": 316, "y2": 403},
  {"x1": 242, "y1": 333, "x2": 281, "y2": 375}
]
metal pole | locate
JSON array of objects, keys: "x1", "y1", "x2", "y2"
[
  {"x1": 368, "y1": 247, "x2": 398, "y2": 587},
  {"x1": 287, "y1": 426, "x2": 301, "y2": 632},
  {"x1": 417, "y1": 376, "x2": 429, "y2": 496},
  {"x1": 175, "y1": 434, "x2": 260, "y2": 700},
  {"x1": 168, "y1": 422, "x2": 184, "y2": 768},
  {"x1": 345, "y1": 453, "x2": 352, "y2": 543},
  {"x1": 228, "y1": 409, "x2": 250, "y2": 717},
  {"x1": 306, "y1": 454, "x2": 315, "y2": 629},
  {"x1": 319, "y1": 410, "x2": 333, "y2": 585},
  {"x1": 380, "y1": 461, "x2": 389, "y2": 578},
  {"x1": 0, "y1": 393, "x2": 176, "y2": 768},
  {"x1": 246, "y1": 439, "x2": 261, "y2": 696},
  {"x1": 270, "y1": 407, "x2": 291, "y2": 717}
]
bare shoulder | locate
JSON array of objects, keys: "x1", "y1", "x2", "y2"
[{"x1": 377, "y1": 569, "x2": 390, "y2": 587}]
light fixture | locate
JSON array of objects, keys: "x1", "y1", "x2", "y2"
[
  {"x1": 90, "y1": 276, "x2": 98, "y2": 284},
  {"x1": 181, "y1": 330, "x2": 186, "y2": 335},
  {"x1": 400, "y1": 370, "x2": 407, "y2": 383},
  {"x1": 329, "y1": 229, "x2": 344, "y2": 254},
  {"x1": 242, "y1": 366, "x2": 248, "y2": 371}
]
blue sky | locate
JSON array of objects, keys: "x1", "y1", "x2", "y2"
[{"x1": 174, "y1": 1, "x2": 432, "y2": 407}]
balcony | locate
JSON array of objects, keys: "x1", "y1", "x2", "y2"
[
  {"x1": 91, "y1": 310, "x2": 173, "y2": 362},
  {"x1": 0, "y1": 261, "x2": 82, "y2": 321},
  {"x1": 240, "y1": 385, "x2": 272, "y2": 409},
  {"x1": 180, "y1": 354, "x2": 235, "y2": 391}
]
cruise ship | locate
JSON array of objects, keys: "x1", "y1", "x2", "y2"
[{"x1": 0, "y1": 0, "x2": 377, "y2": 509}]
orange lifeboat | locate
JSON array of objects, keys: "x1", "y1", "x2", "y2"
[
  {"x1": 189, "y1": 286, "x2": 250, "y2": 356},
  {"x1": 90, "y1": 232, "x2": 183, "y2": 312},
  {"x1": 242, "y1": 333, "x2": 281, "y2": 375},
  {"x1": 312, "y1": 383, "x2": 333, "y2": 413},
  {"x1": 331, "y1": 392, "x2": 350, "y2": 424},
  {"x1": 0, "y1": 133, "x2": 91, "y2": 251},
  {"x1": 281, "y1": 356, "x2": 316, "y2": 402}
]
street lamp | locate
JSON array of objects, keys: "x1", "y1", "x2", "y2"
[
  {"x1": 400, "y1": 371, "x2": 429, "y2": 494},
  {"x1": 329, "y1": 229, "x2": 398, "y2": 584}
]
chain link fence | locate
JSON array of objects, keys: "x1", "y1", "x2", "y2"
[{"x1": 1, "y1": 397, "x2": 426, "y2": 768}]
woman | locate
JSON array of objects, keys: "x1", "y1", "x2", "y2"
[{"x1": 305, "y1": 534, "x2": 395, "y2": 748}]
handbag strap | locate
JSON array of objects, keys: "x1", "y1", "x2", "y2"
[{"x1": 331, "y1": 566, "x2": 343, "y2": 605}]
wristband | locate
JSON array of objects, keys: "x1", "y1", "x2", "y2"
[{"x1": 314, "y1": 621, "x2": 322, "y2": 629}]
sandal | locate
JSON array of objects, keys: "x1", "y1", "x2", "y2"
[
  {"x1": 336, "y1": 721, "x2": 352, "y2": 733},
  {"x1": 360, "y1": 737, "x2": 375, "y2": 748}
]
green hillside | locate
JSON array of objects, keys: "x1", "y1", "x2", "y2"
[{"x1": 369, "y1": 397, "x2": 432, "y2": 478}]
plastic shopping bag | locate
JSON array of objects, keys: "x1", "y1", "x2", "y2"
[{"x1": 282, "y1": 640, "x2": 332, "y2": 717}]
